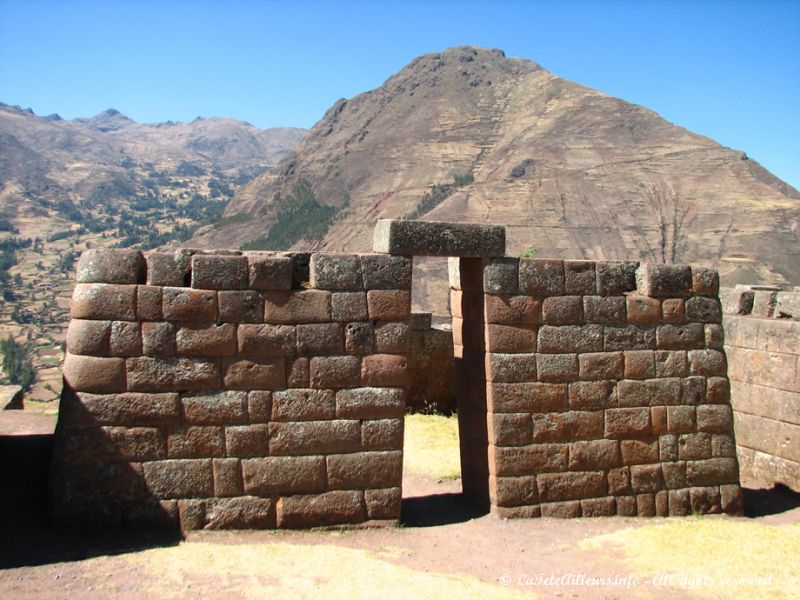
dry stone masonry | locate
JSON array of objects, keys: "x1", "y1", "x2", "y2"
[
  {"x1": 50, "y1": 219, "x2": 743, "y2": 530},
  {"x1": 722, "y1": 286, "x2": 800, "y2": 492},
  {"x1": 51, "y1": 248, "x2": 411, "y2": 530}
]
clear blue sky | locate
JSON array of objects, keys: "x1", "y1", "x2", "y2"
[{"x1": 1, "y1": 0, "x2": 798, "y2": 188}]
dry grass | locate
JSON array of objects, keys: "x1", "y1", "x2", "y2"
[
  {"x1": 128, "y1": 541, "x2": 529, "y2": 600},
  {"x1": 580, "y1": 518, "x2": 800, "y2": 599},
  {"x1": 403, "y1": 413, "x2": 461, "y2": 480}
]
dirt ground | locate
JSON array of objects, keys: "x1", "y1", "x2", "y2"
[{"x1": 1, "y1": 411, "x2": 798, "y2": 599}]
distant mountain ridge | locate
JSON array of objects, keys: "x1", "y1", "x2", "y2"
[{"x1": 192, "y1": 46, "x2": 799, "y2": 302}]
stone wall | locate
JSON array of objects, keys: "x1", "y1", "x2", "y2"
[
  {"x1": 406, "y1": 313, "x2": 456, "y2": 413},
  {"x1": 450, "y1": 257, "x2": 743, "y2": 517},
  {"x1": 722, "y1": 286, "x2": 800, "y2": 492},
  {"x1": 50, "y1": 249, "x2": 411, "y2": 530}
]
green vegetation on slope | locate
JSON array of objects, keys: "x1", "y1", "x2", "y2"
[
  {"x1": 403, "y1": 172, "x2": 473, "y2": 220},
  {"x1": 0, "y1": 335, "x2": 35, "y2": 390}
]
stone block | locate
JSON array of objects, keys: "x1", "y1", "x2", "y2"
[
  {"x1": 661, "y1": 461, "x2": 686, "y2": 488},
  {"x1": 71, "y1": 283, "x2": 137, "y2": 321},
  {"x1": 245, "y1": 391, "x2": 271, "y2": 423},
  {"x1": 143, "y1": 459, "x2": 214, "y2": 498},
  {"x1": 624, "y1": 350, "x2": 655, "y2": 379},
  {"x1": 332, "y1": 292, "x2": 369, "y2": 321},
  {"x1": 247, "y1": 254, "x2": 293, "y2": 290},
  {"x1": 484, "y1": 294, "x2": 541, "y2": 324},
  {"x1": 219, "y1": 290, "x2": 264, "y2": 323},
  {"x1": 242, "y1": 456, "x2": 326, "y2": 495},
  {"x1": 310, "y1": 355, "x2": 361, "y2": 388},
  {"x1": 309, "y1": 253, "x2": 363, "y2": 289},
  {"x1": 604, "y1": 325, "x2": 656, "y2": 351},
  {"x1": 711, "y1": 433, "x2": 736, "y2": 458},
  {"x1": 136, "y1": 285, "x2": 163, "y2": 321},
  {"x1": 678, "y1": 432, "x2": 712, "y2": 460},
  {"x1": 656, "y1": 323, "x2": 705, "y2": 350},
  {"x1": 372, "y1": 218, "x2": 505, "y2": 257},
  {"x1": 578, "y1": 352, "x2": 624, "y2": 380},
  {"x1": 336, "y1": 387, "x2": 405, "y2": 419},
  {"x1": 541, "y1": 296, "x2": 583, "y2": 325},
  {"x1": 618, "y1": 378, "x2": 681, "y2": 407},
  {"x1": 222, "y1": 357, "x2": 286, "y2": 390},
  {"x1": 720, "y1": 484, "x2": 743, "y2": 514},
  {"x1": 568, "y1": 381, "x2": 615, "y2": 410},
  {"x1": 485, "y1": 353, "x2": 537, "y2": 382},
  {"x1": 686, "y1": 457, "x2": 739, "y2": 486},
  {"x1": 271, "y1": 388, "x2": 335, "y2": 421},
  {"x1": 181, "y1": 391, "x2": 247, "y2": 425},
  {"x1": 67, "y1": 319, "x2": 111, "y2": 356},
  {"x1": 366, "y1": 290, "x2": 411, "y2": 320},
  {"x1": 204, "y1": 496, "x2": 275, "y2": 529},
  {"x1": 518, "y1": 259, "x2": 565, "y2": 296},
  {"x1": 668, "y1": 488, "x2": 690, "y2": 516},
  {"x1": 581, "y1": 496, "x2": 617, "y2": 517},
  {"x1": 775, "y1": 291, "x2": 800, "y2": 318},
  {"x1": 537, "y1": 471, "x2": 606, "y2": 502},
  {"x1": 361, "y1": 354, "x2": 407, "y2": 387},
  {"x1": 63, "y1": 353, "x2": 126, "y2": 393},
  {"x1": 365, "y1": 487, "x2": 403, "y2": 519},
  {"x1": 362, "y1": 419, "x2": 404, "y2": 450},
  {"x1": 692, "y1": 267, "x2": 719, "y2": 296},
  {"x1": 630, "y1": 464, "x2": 664, "y2": 493},
  {"x1": 175, "y1": 323, "x2": 236, "y2": 356},
  {"x1": 127, "y1": 357, "x2": 220, "y2": 392},
  {"x1": 142, "y1": 322, "x2": 176, "y2": 357},
  {"x1": 661, "y1": 299, "x2": 685, "y2": 323},
  {"x1": 720, "y1": 288, "x2": 754, "y2": 315},
  {"x1": 60, "y1": 425, "x2": 164, "y2": 464},
  {"x1": 360, "y1": 254, "x2": 412, "y2": 289},
  {"x1": 583, "y1": 296, "x2": 626, "y2": 324},
  {"x1": 484, "y1": 324, "x2": 537, "y2": 353},
  {"x1": 276, "y1": 490, "x2": 365, "y2": 528},
  {"x1": 688, "y1": 349, "x2": 727, "y2": 376},
  {"x1": 487, "y1": 382, "x2": 567, "y2": 413},
  {"x1": 536, "y1": 354, "x2": 579, "y2": 383},
  {"x1": 489, "y1": 475, "x2": 538, "y2": 507},
  {"x1": 621, "y1": 439, "x2": 660, "y2": 464},
  {"x1": 76, "y1": 249, "x2": 145, "y2": 284},
  {"x1": 689, "y1": 486, "x2": 721, "y2": 514},
  {"x1": 596, "y1": 261, "x2": 638, "y2": 296},
  {"x1": 162, "y1": 287, "x2": 218, "y2": 321},
  {"x1": 264, "y1": 290, "x2": 332, "y2": 323},
  {"x1": 109, "y1": 321, "x2": 141, "y2": 357},
  {"x1": 286, "y1": 357, "x2": 310, "y2": 388},
  {"x1": 326, "y1": 451, "x2": 403, "y2": 489},
  {"x1": 58, "y1": 391, "x2": 181, "y2": 427},
  {"x1": 607, "y1": 466, "x2": 632, "y2": 495},
  {"x1": 237, "y1": 324, "x2": 296, "y2": 356},
  {"x1": 685, "y1": 297, "x2": 722, "y2": 323},
  {"x1": 373, "y1": 321, "x2": 408, "y2": 353},
  {"x1": 667, "y1": 406, "x2": 696, "y2": 433},
  {"x1": 225, "y1": 425, "x2": 270, "y2": 458},
  {"x1": 488, "y1": 412, "x2": 532, "y2": 446},
  {"x1": 540, "y1": 501, "x2": 581, "y2": 518},
  {"x1": 483, "y1": 257, "x2": 518, "y2": 293},
  {"x1": 697, "y1": 404, "x2": 733, "y2": 433},
  {"x1": 538, "y1": 324, "x2": 602, "y2": 353},
  {"x1": 563, "y1": 260, "x2": 596, "y2": 294},
  {"x1": 489, "y1": 444, "x2": 568, "y2": 476},
  {"x1": 343, "y1": 321, "x2": 373, "y2": 354},
  {"x1": 636, "y1": 264, "x2": 692, "y2": 298},
  {"x1": 268, "y1": 420, "x2": 361, "y2": 455},
  {"x1": 191, "y1": 255, "x2": 248, "y2": 290},
  {"x1": 626, "y1": 295, "x2": 661, "y2": 324},
  {"x1": 604, "y1": 407, "x2": 651, "y2": 438},
  {"x1": 167, "y1": 426, "x2": 225, "y2": 458},
  {"x1": 651, "y1": 405, "x2": 667, "y2": 434},
  {"x1": 569, "y1": 439, "x2": 620, "y2": 470},
  {"x1": 533, "y1": 411, "x2": 603, "y2": 442},
  {"x1": 654, "y1": 350, "x2": 688, "y2": 377},
  {"x1": 296, "y1": 323, "x2": 343, "y2": 355},
  {"x1": 146, "y1": 251, "x2": 192, "y2": 286}
]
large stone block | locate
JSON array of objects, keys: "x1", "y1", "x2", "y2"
[
  {"x1": 537, "y1": 471, "x2": 606, "y2": 502},
  {"x1": 109, "y1": 321, "x2": 142, "y2": 357},
  {"x1": 297, "y1": 323, "x2": 344, "y2": 355},
  {"x1": 309, "y1": 253, "x2": 363, "y2": 289},
  {"x1": 63, "y1": 353, "x2": 126, "y2": 393},
  {"x1": 361, "y1": 354, "x2": 407, "y2": 387},
  {"x1": 146, "y1": 251, "x2": 192, "y2": 286},
  {"x1": 373, "y1": 219, "x2": 505, "y2": 257},
  {"x1": 127, "y1": 357, "x2": 220, "y2": 392},
  {"x1": 326, "y1": 451, "x2": 403, "y2": 489},
  {"x1": 360, "y1": 254, "x2": 413, "y2": 289},
  {"x1": 489, "y1": 444, "x2": 569, "y2": 476},
  {"x1": 182, "y1": 391, "x2": 248, "y2": 425},
  {"x1": 247, "y1": 254, "x2": 293, "y2": 290},
  {"x1": 77, "y1": 249, "x2": 145, "y2": 284},
  {"x1": 191, "y1": 255, "x2": 248, "y2": 290},
  {"x1": 332, "y1": 292, "x2": 369, "y2": 321},
  {"x1": 222, "y1": 357, "x2": 286, "y2": 390},
  {"x1": 268, "y1": 420, "x2": 361, "y2": 455},
  {"x1": 142, "y1": 459, "x2": 214, "y2": 498},
  {"x1": 137, "y1": 285, "x2": 163, "y2": 321},
  {"x1": 487, "y1": 382, "x2": 567, "y2": 413},
  {"x1": 483, "y1": 257, "x2": 518, "y2": 293},
  {"x1": 264, "y1": 290, "x2": 332, "y2": 323},
  {"x1": 335, "y1": 387, "x2": 405, "y2": 419},
  {"x1": 373, "y1": 321, "x2": 408, "y2": 353},
  {"x1": 66, "y1": 319, "x2": 111, "y2": 356},
  {"x1": 596, "y1": 261, "x2": 638, "y2": 296},
  {"x1": 583, "y1": 296, "x2": 626, "y2": 324},
  {"x1": 71, "y1": 283, "x2": 137, "y2": 321},
  {"x1": 176, "y1": 323, "x2": 236, "y2": 356},
  {"x1": 225, "y1": 425, "x2": 270, "y2": 458},
  {"x1": 237, "y1": 324, "x2": 296, "y2": 356},
  {"x1": 58, "y1": 391, "x2": 181, "y2": 427},
  {"x1": 538, "y1": 325, "x2": 602, "y2": 353},
  {"x1": 518, "y1": 259, "x2": 565, "y2": 296},
  {"x1": 276, "y1": 490, "x2": 365, "y2": 528},
  {"x1": 309, "y1": 355, "x2": 361, "y2": 388},
  {"x1": 484, "y1": 294, "x2": 540, "y2": 325},
  {"x1": 218, "y1": 290, "x2": 264, "y2": 323},
  {"x1": 636, "y1": 264, "x2": 692, "y2": 298},
  {"x1": 362, "y1": 419, "x2": 404, "y2": 450},
  {"x1": 167, "y1": 426, "x2": 225, "y2": 458},
  {"x1": 271, "y1": 389, "x2": 336, "y2": 421},
  {"x1": 366, "y1": 290, "x2": 411, "y2": 320},
  {"x1": 162, "y1": 287, "x2": 218, "y2": 321},
  {"x1": 485, "y1": 353, "x2": 537, "y2": 382},
  {"x1": 242, "y1": 456, "x2": 326, "y2": 495},
  {"x1": 204, "y1": 496, "x2": 275, "y2": 529}
]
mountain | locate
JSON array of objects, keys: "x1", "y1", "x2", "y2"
[{"x1": 193, "y1": 46, "x2": 799, "y2": 312}]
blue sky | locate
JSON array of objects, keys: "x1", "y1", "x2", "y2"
[{"x1": 1, "y1": 0, "x2": 798, "y2": 188}]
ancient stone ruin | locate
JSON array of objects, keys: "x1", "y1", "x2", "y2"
[
  {"x1": 721, "y1": 286, "x2": 800, "y2": 492},
  {"x1": 50, "y1": 219, "x2": 743, "y2": 530}
]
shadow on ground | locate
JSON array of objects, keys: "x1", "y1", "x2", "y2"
[
  {"x1": 743, "y1": 484, "x2": 800, "y2": 518},
  {"x1": 401, "y1": 493, "x2": 489, "y2": 527},
  {"x1": 0, "y1": 433, "x2": 180, "y2": 569}
]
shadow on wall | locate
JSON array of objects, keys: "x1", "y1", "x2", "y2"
[
  {"x1": 742, "y1": 484, "x2": 800, "y2": 518},
  {"x1": 0, "y1": 392, "x2": 181, "y2": 568}
]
